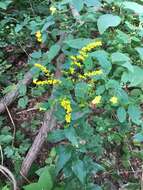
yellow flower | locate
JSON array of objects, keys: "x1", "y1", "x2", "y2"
[
  {"x1": 60, "y1": 98, "x2": 72, "y2": 123},
  {"x1": 92, "y1": 96, "x2": 102, "y2": 105},
  {"x1": 34, "y1": 63, "x2": 50, "y2": 76},
  {"x1": 35, "y1": 31, "x2": 41, "y2": 38},
  {"x1": 69, "y1": 67, "x2": 75, "y2": 74},
  {"x1": 50, "y1": 6, "x2": 57, "y2": 15},
  {"x1": 35, "y1": 31, "x2": 42, "y2": 43},
  {"x1": 65, "y1": 113, "x2": 71, "y2": 123},
  {"x1": 110, "y1": 96, "x2": 118, "y2": 104}
]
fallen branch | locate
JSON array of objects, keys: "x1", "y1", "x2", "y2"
[
  {"x1": 0, "y1": 71, "x2": 33, "y2": 113},
  {"x1": 19, "y1": 53, "x2": 64, "y2": 184}
]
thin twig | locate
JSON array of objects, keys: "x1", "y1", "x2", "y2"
[
  {"x1": 4, "y1": 101, "x2": 16, "y2": 147},
  {"x1": 0, "y1": 145, "x2": 4, "y2": 165},
  {"x1": 16, "y1": 107, "x2": 38, "y2": 115},
  {"x1": 0, "y1": 165, "x2": 17, "y2": 190},
  {"x1": 69, "y1": 3, "x2": 84, "y2": 25}
]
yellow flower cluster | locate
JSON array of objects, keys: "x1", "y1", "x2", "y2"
[
  {"x1": 33, "y1": 63, "x2": 60, "y2": 86},
  {"x1": 35, "y1": 63, "x2": 50, "y2": 76},
  {"x1": 70, "y1": 40, "x2": 102, "y2": 70},
  {"x1": 50, "y1": 6, "x2": 57, "y2": 15},
  {"x1": 91, "y1": 96, "x2": 118, "y2": 105},
  {"x1": 60, "y1": 98, "x2": 72, "y2": 123},
  {"x1": 78, "y1": 69, "x2": 103, "y2": 80},
  {"x1": 92, "y1": 96, "x2": 101, "y2": 105},
  {"x1": 33, "y1": 79, "x2": 60, "y2": 85},
  {"x1": 110, "y1": 96, "x2": 118, "y2": 104},
  {"x1": 35, "y1": 31, "x2": 42, "y2": 43}
]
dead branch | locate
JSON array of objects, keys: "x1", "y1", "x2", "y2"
[{"x1": 19, "y1": 53, "x2": 65, "y2": 184}]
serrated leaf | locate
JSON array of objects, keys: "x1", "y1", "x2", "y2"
[
  {"x1": 24, "y1": 183, "x2": 40, "y2": 190},
  {"x1": 117, "y1": 107, "x2": 126, "y2": 123},
  {"x1": 97, "y1": 14, "x2": 121, "y2": 34},
  {"x1": 19, "y1": 84, "x2": 27, "y2": 97}
]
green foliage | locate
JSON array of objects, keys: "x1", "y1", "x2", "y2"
[{"x1": 0, "y1": 0, "x2": 143, "y2": 189}]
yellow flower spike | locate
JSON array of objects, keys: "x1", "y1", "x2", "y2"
[
  {"x1": 50, "y1": 6, "x2": 57, "y2": 15},
  {"x1": 65, "y1": 113, "x2": 71, "y2": 123},
  {"x1": 110, "y1": 96, "x2": 118, "y2": 104},
  {"x1": 92, "y1": 96, "x2": 102, "y2": 105},
  {"x1": 70, "y1": 56, "x2": 77, "y2": 61},
  {"x1": 35, "y1": 31, "x2": 41, "y2": 38},
  {"x1": 69, "y1": 67, "x2": 75, "y2": 74},
  {"x1": 34, "y1": 63, "x2": 50, "y2": 75}
]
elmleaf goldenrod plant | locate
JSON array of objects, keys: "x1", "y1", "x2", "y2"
[{"x1": 0, "y1": 0, "x2": 143, "y2": 190}]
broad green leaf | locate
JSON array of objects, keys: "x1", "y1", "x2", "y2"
[
  {"x1": 48, "y1": 129, "x2": 65, "y2": 143},
  {"x1": 56, "y1": 147, "x2": 71, "y2": 173},
  {"x1": 18, "y1": 96, "x2": 28, "y2": 109},
  {"x1": 90, "y1": 50, "x2": 111, "y2": 73},
  {"x1": 38, "y1": 168, "x2": 53, "y2": 190},
  {"x1": 64, "y1": 38, "x2": 92, "y2": 49},
  {"x1": 19, "y1": 84, "x2": 27, "y2": 97},
  {"x1": 31, "y1": 50, "x2": 42, "y2": 59},
  {"x1": 47, "y1": 44, "x2": 61, "y2": 62},
  {"x1": 111, "y1": 52, "x2": 130, "y2": 63},
  {"x1": 84, "y1": 0, "x2": 101, "y2": 8},
  {"x1": 97, "y1": 14, "x2": 121, "y2": 34},
  {"x1": 24, "y1": 183, "x2": 40, "y2": 190},
  {"x1": 75, "y1": 82, "x2": 89, "y2": 101},
  {"x1": 64, "y1": 127, "x2": 78, "y2": 146},
  {"x1": 0, "y1": 135, "x2": 13, "y2": 144},
  {"x1": 71, "y1": 0, "x2": 84, "y2": 11},
  {"x1": 117, "y1": 107, "x2": 126, "y2": 123},
  {"x1": 121, "y1": 66, "x2": 143, "y2": 87},
  {"x1": 123, "y1": 1, "x2": 143, "y2": 15},
  {"x1": 72, "y1": 160, "x2": 86, "y2": 184},
  {"x1": 135, "y1": 47, "x2": 143, "y2": 60},
  {"x1": 2, "y1": 186, "x2": 9, "y2": 190},
  {"x1": 128, "y1": 105, "x2": 141, "y2": 125}
]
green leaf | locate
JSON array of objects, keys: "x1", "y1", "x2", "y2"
[
  {"x1": 135, "y1": 47, "x2": 143, "y2": 61},
  {"x1": 19, "y1": 84, "x2": 27, "y2": 97},
  {"x1": 128, "y1": 105, "x2": 141, "y2": 125},
  {"x1": 123, "y1": 1, "x2": 143, "y2": 15},
  {"x1": 111, "y1": 52, "x2": 130, "y2": 63},
  {"x1": 121, "y1": 66, "x2": 143, "y2": 87},
  {"x1": 90, "y1": 50, "x2": 111, "y2": 73},
  {"x1": 97, "y1": 14, "x2": 121, "y2": 34},
  {"x1": 134, "y1": 133, "x2": 143, "y2": 143},
  {"x1": 47, "y1": 44, "x2": 61, "y2": 62},
  {"x1": 72, "y1": 160, "x2": 86, "y2": 184},
  {"x1": 84, "y1": 0, "x2": 101, "y2": 8},
  {"x1": 0, "y1": 135, "x2": 13, "y2": 144},
  {"x1": 48, "y1": 130, "x2": 65, "y2": 143},
  {"x1": 75, "y1": 82, "x2": 89, "y2": 101},
  {"x1": 24, "y1": 183, "x2": 40, "y2": 190},
  {"x1": 117, "y1": 107, "x2": 126, "y2": 123},
  {"x1": 71, "y1": 0, "x2": 84, "y2": 11},
  {"x1": 64, "y1": 38, "x2": 93, "y2": 49},
  {"x1": 18, "y1": 96, "x2": 28, "y2": 109},
  {"x1": 64, "y1": 127, "x2": 78, "y2": 146},
  {"x1": 56, "y1": 147, "x2": 71, "y2": 173},
  {"x1": 38, "y1": 168, "x2": 53, "y2": 190},
  {"x1": 31, "y1": 50, "x2": 42, "y2": 59},
  {"x1": 0, "y1": 1, "x2": 12, "y2": 9}
]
